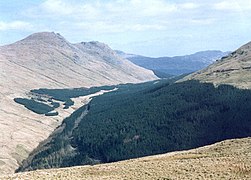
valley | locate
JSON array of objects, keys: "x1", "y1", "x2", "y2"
[
  {"x1": 1, "y1": 32, "x2": 251, "y2": 179},
  {"x1": 1, "y1": 0, "x2": 251, "y2": 179},
  {"x1": 16, "y1": 79, "x2": 251, "y2": 172}
]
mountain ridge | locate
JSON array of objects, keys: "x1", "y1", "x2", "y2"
[{"x1": 0, "y1": 32, "x2": 157, "y2": 96}]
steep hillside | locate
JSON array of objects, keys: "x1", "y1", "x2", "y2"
[
  {"x1": 3, "y1": 137, "x2": 251, "y2": 179},
  {"x1": 182, "y1": 41, "x2": 251, "y2": 89},
  {"x1": 17, "y1": 79, "x2": 251, "y2": 172},
  {"x1": 116, "y1": 50, "x2": 229, "y2": 76},
  {"x1": 0, "y1": 32, "x2": 157, "y2": 174},
  {"x1": 1, "y1": 32, "x2": 156, "y2": 91}
]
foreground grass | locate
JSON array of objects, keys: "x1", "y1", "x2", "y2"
[{"x1": 2, "y1": 137, "x2": 251, "y2": 180}]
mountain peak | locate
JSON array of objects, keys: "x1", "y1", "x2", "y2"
[
  {"x1": 233, "y1": 41, "x2": 251, "y2": 57},
  {"x1": 218, "y1": 41, "x2": 251, "y2": 62},
  {"x1": 75, "y1": 41, "x2": 117, "y2": 57},
  {"x1": 239, "y1": 41, "x2": 251, "y2": 49},
  {"x1": 22, "y1": 32, "x2": 62, "y2": 40},
  {"x1": 16, "y1": 32, "x2": 70, "y2": 47},
  {"x1": 78, "y1": 41, "x2": 111, "y2": 51}
]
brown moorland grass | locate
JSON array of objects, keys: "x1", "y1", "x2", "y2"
[{"x1": 1, "y1": 137, "x2": 251, "y2": 180}]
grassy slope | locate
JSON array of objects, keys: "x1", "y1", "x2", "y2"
[{"x1": 2, "y1": 137, "x2": 251, "y2": 180}]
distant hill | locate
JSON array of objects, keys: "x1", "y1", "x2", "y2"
[
  {"x1": 3, "y1": 137, "x2": 251, "y2": 179},
  {"x1": 0, "y1": 32, "x2": 157, "y2": 175},
  {"x1": 182, "y1": 41, "x2": 251, "y2": 89},
  {"x1": 116, "y1": 50, "x2": 230, "y2": 77}
]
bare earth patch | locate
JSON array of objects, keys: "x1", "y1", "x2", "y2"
[{"x1": 2, "y1": 137, "x2": 250, "y2": 180}]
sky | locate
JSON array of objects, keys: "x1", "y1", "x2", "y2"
[{"x1": 1, "y1": 0, "x2": 251, "y2": 57}]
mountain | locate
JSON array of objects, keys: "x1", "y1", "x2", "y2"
[
  {"x1": 1, "y1": 32, "x2": 156, "y2": 91},
  {"x1": 3, "y1": 137, "x2": 251, "y2": 179},
  {"x1": 0, "y1": 32, "x2": 157, "y2": 174},
  {"x1": 182, "y1": 41, "x2": 251, "y2": 89},
  {"x1": 116, "y1": 50, "x2": 230, "y2": 77},
  {"x1": 16, "y1": 78, "x2": 251, "y2": 172}
]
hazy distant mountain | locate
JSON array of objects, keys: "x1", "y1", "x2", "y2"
[
  {"x1": 116, "y1": 50, "x2": 230, "y2": 77},
  {"x1": 0, "y1": 32, "x2": 157, "y2": 174},
  {"x1": 114, "y1": 50, "x2": 138, "y2": 59},
  {"x1": 182, "y1": 41, "x2": 251, "y2": 89}
]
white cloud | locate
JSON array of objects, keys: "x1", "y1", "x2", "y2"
[
  {"x1": 1, "y1": 0, "x2": 251, "y2": 56},
  {"x1": 179, "y1": 2, "x2": 199, "y2": 10},
  {"x1": 213, "y1": 0, "x2": 251, "y2": 11},
  {"x1": 38, "y1": 0, "x2": 179, "y2": 19},
  {"x1": 41, "y1": 0, "x2": 74, "y2": 15},
  {"x1": 40, "y1": 0, "x2": 101, "y2": 18},
  {"x1": 132, "y1": 0, "x2": 178, "y2": 17},
  {"x1": 0, "y1": 21, "x2": 33, "y2": 31},
  {"x1": 189, "y1": 18, "x2": 216, "y2": 25},
  {"x1": 23, "y1": 0, "x2": 205, "y2": 34},
  {"x1": 74, "y1": 21, "x2": 166, "y2": 34}
]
